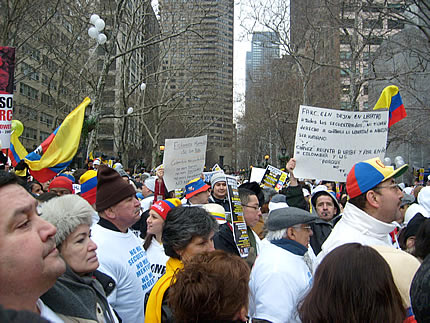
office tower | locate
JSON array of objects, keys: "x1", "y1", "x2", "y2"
[
  {"x1": 246, "y1": 31, "x2": 280, "y2": 95},
  {"x1": 159, "y1": 0, "x2": 235, "y2": 169}
]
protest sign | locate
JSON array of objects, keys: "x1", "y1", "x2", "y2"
[
  {"x1": 293, "y1": 105, "x2": 389, "y2": 182},
  {"x1": 226, "y1": 175, "x2": 250, "y2": 258},
  {"x1": 261, "y1": 165, "x2": 289, "y2": 191},
  {"x1": 212, "y1": 163, "x2": 222, "y2": 171},
  {"x1": 163, "y1": 135, "x2": 207, "y2": 191},
  {"x1": 203, "y1": 170, "x2": 223, "y2": 184},
  {"x1": 0, "y1": 47, "x2": 15, "y2": 149},
  {"x1": 250, "y1": 167, "x2": 266, "y2": 183}
]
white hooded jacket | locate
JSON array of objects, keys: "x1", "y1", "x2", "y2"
[{"x1": 317, "y1": 202, "x2": 398, "y2": 262}]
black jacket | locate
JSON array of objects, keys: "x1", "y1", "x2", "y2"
[{"x1": 208, "y1": 194, "x2": 231, "y2": 213}]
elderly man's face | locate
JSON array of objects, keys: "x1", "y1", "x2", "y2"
[{"x1": 0, "y1": 184, "x2": 65, "y2": 300}]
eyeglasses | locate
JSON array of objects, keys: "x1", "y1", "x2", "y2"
[
  {"x1": 241, "y1": 204, "x2": 261, "y2": 211},
  {"x1": 373, "y1": 183, "x2": 400, "y2": 191},
  {"x1": 293, "y1": 225, "x2": 312, "y2": 231}
]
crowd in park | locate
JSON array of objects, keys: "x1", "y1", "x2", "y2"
[{"x1": 1, "y1": 149, "x2": 430, "y2": 323}]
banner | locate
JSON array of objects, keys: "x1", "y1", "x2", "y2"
[
  {"x1": 226, "y1": 175, "x2": 250, "y2": 258},
  {"x1": 260, "y1": 165, "x2": 289, "y2": 191},
  {"x1": 162, "y1": 135, "x2": 207, "y2": 191},
  {"x1": 0, "y1": 47, "x2": 15, "y2": 149},
  {"x1": 293, "y1": 105, "x2": 388, "y2": 182}
]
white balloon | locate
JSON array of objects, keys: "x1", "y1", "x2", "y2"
[
  {"x1": 90, "y1": 14, "x2": 100, "y2": 25},
  {"x1": 394, "y1": 156, "x2": 405, "y2": 168},
  {"x1": 140, "y1": 83, "x2": 146, "y2": 91},
  {"x1": 88, "y1": 27, "x2": 99, "y2": 39},
  {"x1": 97, "y1": 33, "x2": 107, "y2": 44},
  {"x1": 95, "y1": 18, "x2": 105, "y2": 31},
  {"x1": 383, "y1": 157, "x2": 392, "y2": 166},
  {"x1": 127, "y1": 107, "x2": 134, "y2": 115}
]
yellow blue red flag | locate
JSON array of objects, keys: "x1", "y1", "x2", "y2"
[
  {"x1": 373, "y1": 85, "x2": 407, "y2": 128},
  {"x1": 9, "y1": 97, "x2": 91, "y2": 182}
]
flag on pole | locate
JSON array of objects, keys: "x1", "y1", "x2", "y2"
[
  {"x1": 373, "y1": 85, "x2": 407, "y2": 128},
  {"x1": 8, "y1": 97, "x2": 91, "y2": 182}
]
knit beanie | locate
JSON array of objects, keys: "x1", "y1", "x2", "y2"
[
  {"x1": 210, "y1": 172, "x2": 226, "y2": 188},
  {"x1": 150, "y1": 198, "x2": 182, "y2": 220},
  {"x1": 40, "y1": 194, "x2": 94, "y2": 247},
  {"x1": 144, "y1": 176, "x2": 156, "y2": 192},
  {"x1": 80, "y1": 170, "x2": 97, "y2": 205},
  {"x1": 49, "y1": 176, "x2": 73, "y2": 193},
  {"x1": 96, "y1": 165, "x2": 136, "y2": 212}
]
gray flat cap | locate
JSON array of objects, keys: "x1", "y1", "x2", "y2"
[{"x1": 267, "y1": 207, "x2": 319, "y2": 231}]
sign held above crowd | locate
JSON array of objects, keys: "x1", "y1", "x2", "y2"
[
  {"x1": 293, "y1": 105, "x2": 389, "y2": 182},
  {"x1": 162, "y1": 135, "x2": 207, "y2": 191}
]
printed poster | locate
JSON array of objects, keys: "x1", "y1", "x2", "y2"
[
  {"x1": 0, "y1": 47, "x2": 15, "y2": 149},
  {"x1": 260, "y1": 165, "x2": 289, "y2": 191},
  {"x1": 226, "y1": 175, "x2": 250, "y2": 258}
]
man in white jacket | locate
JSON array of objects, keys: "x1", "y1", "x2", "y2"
[
  {"x1": 318, "y1": 157, "x2": 408, "y2": 262},
  {"x1": 249, "y1": 207, "x2": 319, "y2": 323}
]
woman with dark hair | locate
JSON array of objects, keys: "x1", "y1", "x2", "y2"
[
  {"x1": 26, "y1": 180, "x2": 44, "y2": 197},
  {"x1": 298, "y1": 243, "x2": 405, "y2": 323},
  {"x1": 168, "y1": 250, "x2": 249, "y2": 322},
  {"x1": 145, "y1": 206, "x2": 218, "y2": 322}
]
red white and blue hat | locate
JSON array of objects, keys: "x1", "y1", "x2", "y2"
[
  {"x1": 150, "y1": 198, "x2": 182, "y2": 220},
  {"x1": 346, "y1": 157, "x2": 408, "y2": 199},
  {"x1": 185, "y1": 178, "x2": 210, "y2": 199}
]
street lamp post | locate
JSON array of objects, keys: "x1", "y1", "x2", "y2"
[
  {"x1": 264, "y1": 154, "x2": 270, "y2": 168},
  {"x1": 278, "y1": 147, "x2": 288, "y2": 169}
]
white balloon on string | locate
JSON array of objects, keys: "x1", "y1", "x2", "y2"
[
  {"x1": 90, "y1": 14, "x2": 100, "y2": 25},
  {"x1": 97, "y1": 33, "x2": 107, "y2": 45},
  {"x1": 95, "y1": 19, "x2": 105, "y2": 31}
]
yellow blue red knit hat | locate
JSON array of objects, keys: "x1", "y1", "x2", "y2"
[
  {"x1": 346, "y1": 157, "x2": 408, "y2": 198},
  {"x1": 80, "y1": 170, "x2": 97, "y2": 205},
  {"x1": 185, "y1": 178, "x2": 210, "y2": 199},
  {"x1": 150, "y1": 198, "x2": 182, "y2": 220}
]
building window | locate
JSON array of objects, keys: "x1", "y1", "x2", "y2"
[{"x1": 20, "y1": 83, "x2": 39, "y2": 100}]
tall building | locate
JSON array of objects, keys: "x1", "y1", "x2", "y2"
[
  {"x1": 159, "y1": 0, "x2": 235, "y2": 169},
  {"x1": 245, "y1": 31, "x2": 280, "y2": 94},
  {"x1": 290, "y1": 0, "x2": 405, "y2": 111}
]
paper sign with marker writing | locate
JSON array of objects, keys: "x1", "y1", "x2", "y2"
[
  {"x1": 163, "y1": 135, "x2": 207, "y2": 191},
  {"x1": 293, "y1": 105, "x2": 388, "y2": 182}
]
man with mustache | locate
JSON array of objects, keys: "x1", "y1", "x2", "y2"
[
  {"x1": 91, "y1": 165, "x2": 155, "y2": 323},
  {"x1": 0, "y1": 171, "x2": 66, "y2": 322},
  {"x1": 317, "y1": 157, "x2": 407, "y2": 262}
]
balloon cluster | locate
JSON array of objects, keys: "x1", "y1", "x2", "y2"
[{"x1": 88, "y1": 14, "x2": 107, "y2": 45}]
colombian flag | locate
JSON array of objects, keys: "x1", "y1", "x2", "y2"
[
  {"x1": 373, "y1": 85, "x2": 407, "y2": 128},
  {"x1": 8, "y1": 97, "x2": 90, "y2": 182}
]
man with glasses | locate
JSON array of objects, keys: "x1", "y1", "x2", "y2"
[
  {"x1": 214, "y1": 186, "x2": 263, "y2": 266},
  {"x1": 317, "y1": 157, "x2": 408, "y2": 261},
  {"x1": 249, "y1": 206, "x2": 318, "y2": 322}
]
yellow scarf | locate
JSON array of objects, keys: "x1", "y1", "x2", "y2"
[{"x1": 145, "y1": 257, "x2": 183, "y2": 322}]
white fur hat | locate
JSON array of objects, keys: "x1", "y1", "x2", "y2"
[{"x1": 40, "y1": 195, "x2": 94, "y2": 247}]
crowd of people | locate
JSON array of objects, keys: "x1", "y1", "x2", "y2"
[{"x1": 0, "y1": 154, "x2": 429, "y2": 322}]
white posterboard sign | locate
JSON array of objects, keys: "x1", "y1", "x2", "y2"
[
  {"x1": 163, "y1": 135, "x2": 207, "y2": 191},
  {"x1": 293, "y1": 105, "x2": 389, "y2": 182},
  {"x1": 249, "y1": 167, "x2": 266, "y2": 183}
]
